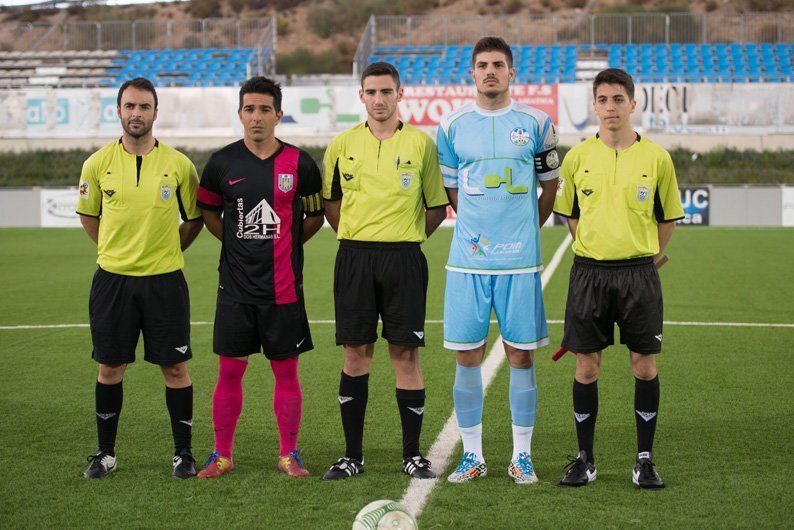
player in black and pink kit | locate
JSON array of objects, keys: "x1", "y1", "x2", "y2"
[{"x1": 196, "y1": 77, "x2": 324, "y2": 478}]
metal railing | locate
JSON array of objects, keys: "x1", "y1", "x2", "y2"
[
  {"x1": 367, "y1": 11, "x2": 794, "y2": 50},
  {"x1": 0, "y1": 17, "x2": 275, "y2": 52},
  {"x1": 249, "y1": 17, "x2": 277, "y2": 76}
]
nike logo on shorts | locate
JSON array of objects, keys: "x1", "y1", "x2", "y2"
[{"x1": 228, "y1": 178, "x2": 246, "y2": 186}]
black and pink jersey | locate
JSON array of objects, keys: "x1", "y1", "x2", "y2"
[{"x1": 197, "y1": 140, "x2": 323, "y2": 305}]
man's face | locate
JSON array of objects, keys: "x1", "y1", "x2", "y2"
[
  {"x1": 238, "y1": 92, "x2": 282, "y2": 143},
  {"x1": 359, "y1": 75, "x2": 402, "y2": 123},
  {"x1": 471, "y1": 50, "x2": 515, "y2": 99},
  {"x1": 117, "y1": 86, "x2": 157, "y2": 138},
  {"x1": 593, "y1": 83, "x2": 636, "y2": 132}
]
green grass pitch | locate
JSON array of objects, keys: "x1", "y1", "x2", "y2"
[{"x1": 1, "y1": 226, "x2": 792, "y2": 527}]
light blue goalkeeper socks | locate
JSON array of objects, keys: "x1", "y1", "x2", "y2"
[
  {"x1": 453, "y1": 363, "x2": 483, "y2": 428},
  {"x1": 509, "y1": 365, "x2": 537, "y2": 427}
]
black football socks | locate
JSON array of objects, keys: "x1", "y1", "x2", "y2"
[
  {"x1": 396, "y1": 388, "x2": 426, "y2": 459},
  {"x1": 165, "y1": 385, "x2": 193, "y2": 455},
  {"x1": 634, "y1": 376, "x2": 660, "y2": 456},
  {"x1": 95, "y1": 381, "x2": 123, "y2": 455},
  {"x1": 572, "y1": 379, "x2": 598, "y2": 464},
  {"x1": 339, "y1": 372, "x2": 369, "y2": 462}
]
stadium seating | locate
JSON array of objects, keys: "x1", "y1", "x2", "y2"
[
  {"x1": 0, "y1": 48, "x2": 257, "y2": 88},
  {"x1": 371, "y1": 43, "x2": 794, "y2": 84}
]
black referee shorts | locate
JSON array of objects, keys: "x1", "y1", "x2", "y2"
[
  {"x1": 213, "y1": 289, "x2": 313, "y2": 359},
  {"x1": 562, "y1": 256, "x2": 663, "y2": 355},
  {"x1": 89, "y1": 268, "x2": 192, "y2": 366},
  {"x1": 334, "y1": 240, "x2": 428, "y2": 348}
]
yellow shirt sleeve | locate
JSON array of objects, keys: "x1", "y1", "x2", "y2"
[
  {"x1": 322, "y1": 135, "x2": 343, "y2": 201},
  {"x1": 553, "y1": 148, "x2": 578, "y2": 218},
  {"x1": 420, "y1": 133, "x2": 449, "y2": 209},
  {"x1": 76, "y1": 155, "x2": 101, "y2": 217},
  {"x1": 177, "y1": 158, "x2": 201, "y2": 221},
  {"x1": 654, "y1": 151, "x2": 685, "y2": 222}
]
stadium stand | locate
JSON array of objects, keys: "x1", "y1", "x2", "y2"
[{"x1": 369, "y1": 42, "x2": 794, "y2": 85}]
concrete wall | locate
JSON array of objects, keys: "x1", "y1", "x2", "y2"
[
  {"x1": 0, "y1": 189, "x2": 40, "y2": 227},
  {"x1": 0, "y1": 186, "x2": 791, "y2": 228},
  {"x1": 711, "y1": 186, "x2": 784, "y2": 226}
]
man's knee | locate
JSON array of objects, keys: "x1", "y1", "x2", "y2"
[
  {"x1": 343, "y1": 344, "x2": 374, "y2": 375},
  {"x1": 457, "y1": 347, "x2": 485, "y2": 367},
  {"x1": 161, "y1": 362, "x2": 191, "y2": 386},
  {"x1": 631, "y1": 353, "x2": 658, "y2": 380},
  {"x1": 574, "y1": 352, "x2": 601, "y2": 382},
  {"x1": 504, "y1": 344, "x2": 533, "y2": 369},
  {"x1": 98, "y1": 363, "x2": 126, "y2": 384}
]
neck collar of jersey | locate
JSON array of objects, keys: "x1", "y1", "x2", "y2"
[
  {"x1": 118, "y1": 137, "x2": 159, "y2": 155},
  {"x1": 595, "y1": 131, "x2": 641, "y2": 151},
  {"x1": 364, "y1": 120, "x2": 404, "y2": 131},
  {"x1": 474, "y1": 101, "x2": 513, "y2": 117}
]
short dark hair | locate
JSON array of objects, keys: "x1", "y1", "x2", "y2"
[
  {"x1": 593, "y1": 68, "x2": 635, "y2": 100},
  {"x1": 472, "y1": 36, "x2": 513, "y2": 68},
  {"x1": 239, "y1": 76, "x2": 282, "y2": 113},
  {"x1": 117, "y1": 77, "x2": 158, "y2": 109},
  {"x1": 361, "y1": 61, "x2": 400, "y2": 88}
]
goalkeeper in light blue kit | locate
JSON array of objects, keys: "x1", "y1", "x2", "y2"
[{"x1": 438, "y1": 37, "x2": 559, "y2": 484}]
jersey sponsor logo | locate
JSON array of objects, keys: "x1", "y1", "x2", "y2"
[
  {"x1": 636, "y1": 410, "x2": 657, "y2": 422},
  {"x1": 484, "y1": 167, "x2": 528, "y2": 194},
  {"x1": 400, "y1": 171, "x2": 413, "y2": 189},
  {"x1": 407, "y1": 406, "x2": 425, "y2": 416},
  {"x1": 278, "y1": 173, "x2": 294, "y2": 193},
  {"x1": 236, "y1": 197, "x2": 281, "y2": 240},
  {"x1": 103, "y1": 189, "x2": 116, "y2": 197},
  {"x1": 546, "y1": 149, "x2": 560, "y2": 170},
  {"x1": 228, "y1": 178, "x2": 246, "y2": 186},
  {"x1": 175, "y1": 345, "x2": 189, "y2": 354},
  {"x1": 510, "y1": 127, "x2": 530, "y2": 146},
  {"x1": 637, "y1": 185, "x2": 650, "y2": 202},
  {"x1": 470, "y1": 233, "x2": 491, "y2": 256},
  {"x1": 338, "y1": 396, "x2": 354, "y2": 405},
  {"x1": 575, "y1": 412, "x2": 591, "y2": 423},
  {"x1": 161, "y1": 184, "x2": 172, "y2": 202},
  {"x1": 581, "y1": 188, "x2": 594, "y2": 197},
  {"x1": 79, "y1": 181, "x2": 90, "y2": 199}
]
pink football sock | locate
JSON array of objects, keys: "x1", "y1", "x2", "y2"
[
  {"x1": 270, "y1": 356, "x2": 303, "y2": 456},
  {"x1": 212, "y1": 356, "x2": 248, "y2": 458}
]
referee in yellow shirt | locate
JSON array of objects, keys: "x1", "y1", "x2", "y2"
[
  {"x1": 76, "y1": 78, "x2": 204, "y2": 479},
  {"x1": 321, "y1": 62, "x2": 449, "y2": 480},
  {"x1": 553, "y1": 69, "x2": 684, "y2": 489}
]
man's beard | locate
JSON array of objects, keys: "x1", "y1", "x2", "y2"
[{"x1": 122, "y1": 120, "x2": 152, "y2": 138}]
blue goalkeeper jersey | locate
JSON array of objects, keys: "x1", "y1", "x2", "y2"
[{"x1": 437, "y1": 101, "x2": 560, "y2": 274}]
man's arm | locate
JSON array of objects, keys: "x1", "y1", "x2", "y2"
[
  {"x1": 446, "y1": 188, "x2": 458, "y2": 212},
  {"x1": 566, "y1": 218, "x2": 578, "y2": 240},
  {"x1": 656, "y1": 220, "x2": 676, "y2": 261},
  {"x1": 201, "y1": 209, "x2": 223, "y2": 241},
  {"x1": 179, "y1": 218, "x2": 204, "y2": 251},
  {"x1": 302, "y1": 215, "x2": 324, "y2": 243},
  {"x1": 425, "y1": 206, "x2": 447, "y2": 237},
  {"x1": 324, "y1": 199, "x2": 341, "y2": 232},
  {"x1": 538, "y1": 178, "x2": 558, "y2": 227},
  {"x1": 79, "y1": 214, "x2": 99, "y2": 244}
]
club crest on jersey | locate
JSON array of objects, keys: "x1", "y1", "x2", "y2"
[
  {"x1": 400, "y1": 171, "x2": 413, "y2": 189},
  {"x1": 637, "y1": 185, "x2": 650, "y2": 202},
  {"x1": 79, "y1": 181, "x2": 89, "y2": 200},
  {"x1": 510, "y1": 127, "x2": 530, "y2": 146},
  {"x1": 161, "y1": 184, "x2": 172, "y2": 202},
  {"x1": 278, "y1": 173, "x2": 294, "y2": 193}
]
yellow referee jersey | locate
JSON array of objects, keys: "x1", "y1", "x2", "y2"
[
  {"x1": 322, "y1": 122, "x2": 449, "y2": 242},
  {"x1": 76, "y1": 139, "x2": 201, "y2": 276},
  {"x1": 553, "y1": 134, "x2": 684, "y2": 260}
]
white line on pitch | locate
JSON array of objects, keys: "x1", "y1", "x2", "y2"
[
  {"x1": 398, "y1": 233, "x2": 573, "y2": 518},
  {"x1": 2, "y1": 317, "x2": 793, "y2": 331}
]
